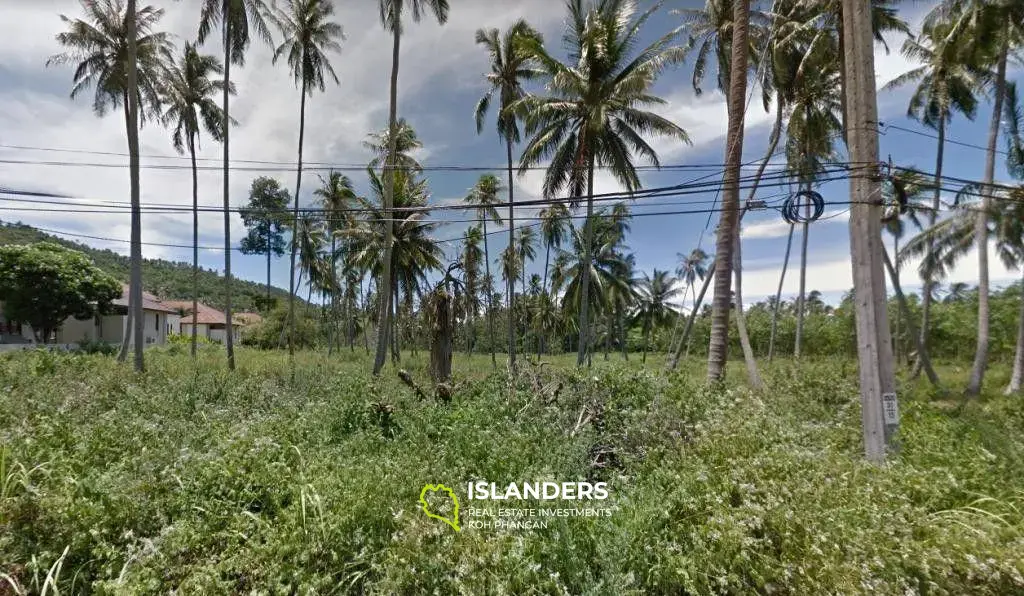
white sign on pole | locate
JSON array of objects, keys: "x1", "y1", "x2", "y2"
[{"x1": 881, "y1": 392, "x2": 899, "y2": 425}]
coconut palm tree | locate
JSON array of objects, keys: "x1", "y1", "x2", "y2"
[
  {"x1": 515, "y1": 0, "x2": 690, "y2": 366},
  {"x1": 161, "y1": 43, "x2": 233, "y2": 359},
  {"x1": 464, "y1": 174, "x2": 504, "y2": 367},
  {"x1": 198, "y1": 0, "x2": 273, "y2": 370},
  {"x1": 516, "y1": 226, "x2": 538, "y2": 297},
  {"x1": 539, "y1": 203, "x2": 570, "y2": 298},
  {"x1": 269, "y1": 0, "x2": 344, "y2": 365},
  {"x1": 634, "y1": 269, "x2": 680, "y2": 363},
  {"x1": 669, "y1": 247, "x2": 709, "y2": 355},
  {"x1": 460, "y1": 225, "x2": 484, "y2": 354},
  {"x1": 49, "y1": 0, "x2": 173, "y2": 371},
  {"x1": 364, "y1": 118, "x2": 424, "y2": 172},
  {"x1": 674, "y1": 0, "x2": 770, "y2": 97},
  {"x1": 883, "y1": 20, "x2": 986, "y2": 379},
  {"x1": 314, "y1": 171, "x2": 358, "y2": 355},
  {"x1": 373, "y1": 0, "x2": 449, "y2": 375},
  {"x1": 352, "y1": 167, "x2": 444, "y2": 362},
  {"x1": 474, "y1": 20, "x2": 543, "y2": 370}
]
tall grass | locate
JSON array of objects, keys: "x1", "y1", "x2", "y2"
[{"x1": 0, "y1": 347, "x2": 1022, "y2": 593}]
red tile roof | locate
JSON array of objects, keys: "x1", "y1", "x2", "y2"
[
  {"x1": 112, "y1": 284, "x2": 177, "y2": 313},
  {"x1": 177, "y1": 303, "x2": 228, "y2": 326}
]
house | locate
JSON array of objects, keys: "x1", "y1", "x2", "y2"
[
  {"x1": 171, "y1": 302, "x2": 241, "y2": 344},
  {"x1": 0, "y1": 284, "x2": 178, "y2": 350}
]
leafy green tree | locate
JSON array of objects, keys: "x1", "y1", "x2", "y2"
[
  {"x1": 539, "y1": 203, "x2": 570, "y2": 299},
  {"x1": 161, "y1": 42, "x2": 234, "y2": 358},
  {"x1": 239, "y1": 177, "x2": 291, "y2": 307},
  {"x1": 474, "y1": 19, "x2": 543, "y2": 369},
  {"x1": 0, "y1": 243, "x2": 121, "y2": 343},
  {"x1": 269, "y1": 0, "x2": 343, "y2": 366},
  {"x1": 373, "y1": 0, "x2": 449, "y2": 375},
  {"x1": 515, "y1": 0, "x2": 689, "y2": 366},
  {"x1": 198, "y1": 0, "x2": 273, "y2": 370},
  {"x1": 459, "y1": 226, "x2": 484, "y2": 354},
  {"x1": 464, "y1": 174, "x2": 504, "y2": 367}
]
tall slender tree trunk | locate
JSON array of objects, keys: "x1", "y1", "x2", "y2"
[
  {"x1": 190, "y1": 133, "x2": 199, "y2": 359},
  {"x1": 222, "y1": 21, "x2": 235, "y2": 371},
  {"x1": 733, "y1": 216, "x2": 763, "y2": 389},
  {"x1": 123, "y1": 2, "x2": 144, "y2": 372},
  {"x1": 667, "y1": 284, "x2": 689, "y2": 356},
  {"x1": 604, "y1": 309, "x2": 612, "y2": 360},
  {"x1": 328, "y1": 235, "x2": 337, "y2": 356},
  {"x1": 1005, "y1": 269, "x2": 1024, "y2": 395},
  {"x1": 882, "y1": 245, "x2": 940, "y2": 387},
  {"x1": 642, "y1": 326, "x2": 649, "y2": 364},
  {"x1": 620, "y1": 307, "x2": 629, "y2": 360},
  {"x1": 374, "y1": 29, "x2": 401, "y2": 376},
  {"x1": 288, "y1": 83, "x2": 308, "y2": 377},
  {"x1": 768, "y1": 224, "x2": 795, "y2": 362},
  {"x1": 576, "y1": 152, "x2": 596, "y2": 367},
  {"x1": 506, "y1": 138, "x2": 517, "y2": 369},
  {"x1": 794, "y1": 185, "x2": 811, "y2": 358},
  {"x1": 967, "y1": 34, "x2": 1008, "y2": 397},
  {"x1": 707, "y1": 0, "x2": 749, "y2": 383},
  {"x1": 482, "y1": 217, "x2": 497, "y2": 368},
  {"x1": 915, "y1": 116, "x2": 945, "y2": 378},
  {"x1": 668, "y1": 261, "x2": 715, "y2": 370}
]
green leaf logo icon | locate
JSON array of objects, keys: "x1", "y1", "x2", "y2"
[{"x1": 420, "y1": 484, "x2": 461, "y2": 532}]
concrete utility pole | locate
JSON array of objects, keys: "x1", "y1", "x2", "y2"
[{"x1": 841, "y1": 0, "x2": 898, "y2": 461}]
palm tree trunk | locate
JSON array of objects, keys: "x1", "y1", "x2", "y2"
[
  {"x1": 604, "y1": 310, "x2": 611, "y2": 360},
  {"x1": 506, "y1": 138, "x2": 517, "y2": 369},
  {"x1": 1005, "y1": 269, "x2": 1024, "y2": 395},
  {"x1": 667, "y1": 284, "x2": 689, "y2": 356},
  {"x1": 882, "y1": 245, "x2": 940, "y2": 387},
  {"x1": 707, "y1": 0, "x2": 749, "y2": 383},
  {"x1": 288, "y1": 83, "x2": 308, "y2": 379},
  {"x1": 642, "y1": 326, "x2": 649, "y2": 364},
  {"x1": 667, "y1": 261, "x2": 715, "y2": 370},
  {"x1": 221, "y1": 20, "x2": 235, "y2": 371},
  {"x1": 391, "y1": 274, "x2": 400, "y2": 363},
  {"x1": 328, "y1": 235, "x2": 337, "y2": 356},
  {"x1": 915, "y1": 116, "x2": 945, "y2": 378},
  {"x1": 770, "y1": 225, "x2": 790, "y2": 364},
  {"x1": 794, "y1": 185, "x2": 811, "y2": 358},
  {"x1": 373, "y1": 29, "x2": 401, "y2": 376},
  {"x1": 482, "y1": 217, "x2": 497, "y2": 368},
  {"x1": 576, "y1": 151, "x2": 596, "y2": 367},
  {"x1": 733, "y1": 213, "x2": 763, "y2": 389},
  {"x1": 190, "y1": 133, "x2": 199, "y2": 359},
  {"x1": 620, "y1": 307, "x2": 628, "y2": 360},
  {"x1": 967, "y1": 33, "x2": 1008, "y2": 397},
  {"x1": 123, "y1": 3, "x2": 144, "y2": 373}
]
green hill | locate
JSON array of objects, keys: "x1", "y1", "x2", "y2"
[{"x1": 0, "y1": 220, "x2": 290, "y2": 312}]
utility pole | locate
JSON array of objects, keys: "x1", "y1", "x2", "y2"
[{"x1": 842, "y1": 0, "x2": 898, "y2": 461}]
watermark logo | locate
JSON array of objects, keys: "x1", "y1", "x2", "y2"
[{"x1": 420, "y1": 484, "x2": 461, "y2": 532}]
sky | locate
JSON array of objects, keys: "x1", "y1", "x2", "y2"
[{"x1": 0, "y1": 0, "x2": 1021, "y2": 308}]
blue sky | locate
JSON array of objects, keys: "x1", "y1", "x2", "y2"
[{"x1": 0, "y1": 0, "x2": 1020, "y2": 307}]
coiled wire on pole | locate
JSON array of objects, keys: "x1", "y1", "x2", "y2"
[{"x1": 781, "y1": 190, "x2": 825, "y2": 224}]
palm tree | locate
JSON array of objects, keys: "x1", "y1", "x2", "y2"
[
  {"x1": 943, "y1": 282, "x2": 971, "y2": 303},
  {"x1": 515, "y1": 0, "x2": 690, "y2": 367},
  {"x1": 669, "y1": 247, "x2": 709, "y2": 355},
  {"x1": 269, "y1": 0, "x2": 343, "y2": 366},
  {"x1": 364, "y1": 118, "x2": 424, "y2": 172},
  {"x1": 883, "y1": 20, "x2": 986, "y2": 379},
  {"x1": 460, "y1": 226, "x2": 484, "y2": 354},
  {"x1": 516, "y1": 226, "x2": 538, "y2": 297},
  {"x1": 474, "y1": 20, "x2": 543, "y2": 370},
  {"x1": 373, "y1": 0, "x2": 449, "y2": 375},
  {"x1": 352, "y1": 167, "x2": 444, "y2": 362},
  {"x1": 634, "y1": 269, "x2": 680, "y2": 363},
  {"x1": 464, "y1": 174, "x2": 504, "y2": 367},
  {"x1": 198, "y1": 0, "x2": 273, "y2": 370},
  {"x1": 161, "y1": 43, "x2": 232, "y2": 359},
  {"x1": 539, "y1": 204, "x2": 570, "y2": 297},
  {"x1": 49, "y1": 0, "x2": 173, "y2": 371},
  {"x1": 881, "y1": 167, "x2": 931, "y2": 364},
  {"x1": 1002, "y1": 83, "x2": 1024, "y2": 394},
  {"x1": 675, "y1": 0, "x2": 769, "y2": 97},
  {"x1": 314, "y1": 171, "x2": 358, "y2": 355}
]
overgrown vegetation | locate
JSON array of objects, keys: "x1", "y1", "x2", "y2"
[{"x1": 1, "y1": 349, "x2": 1021, "y2": 593}]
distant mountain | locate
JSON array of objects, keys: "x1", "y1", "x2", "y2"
[{"x1": 0, "y1": 220, "x2": 290, "y2": 312}]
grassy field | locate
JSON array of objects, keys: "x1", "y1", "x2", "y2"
[{"x1": 1, "y1": 347, "x2": 1023, "y2": 594}]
